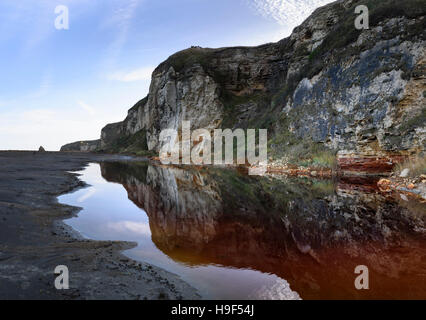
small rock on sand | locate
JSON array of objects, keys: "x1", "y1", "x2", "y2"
[
  {"x1": 400, "y1": 194, "x2": 408, "y2": 201},
  {"x1": 400, "y1": 168, "x2": 410, "y2": 178}
]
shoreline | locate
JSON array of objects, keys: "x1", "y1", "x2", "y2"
[
  {"x1": 378, "y1": 176, "x2": 426, "y2": 202},
  {"x1": 0, "y1": 151, "x2": 199, "y2": 300},
  {"x1": 146, "y1": 156, "x2": 426, "y2": 201},
  {"x1": 2, "y1": 150, "x2": 423, "y2": 299}
]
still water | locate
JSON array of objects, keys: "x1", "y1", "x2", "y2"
[{"x1": 59, "y1": 161, "x2": 426, "y2": 299}]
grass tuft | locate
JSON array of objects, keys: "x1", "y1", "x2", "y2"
[{"x1": 393, "y1": 155, "x2": 426, "y2": 178}]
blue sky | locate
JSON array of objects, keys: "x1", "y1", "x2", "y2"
[{"x1": 0, "y1": 0, "x2": 333, "y2": 150}]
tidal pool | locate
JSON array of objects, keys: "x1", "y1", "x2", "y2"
[{"x1": 59, "y1": 161, "x2": 426, "y2": 299}]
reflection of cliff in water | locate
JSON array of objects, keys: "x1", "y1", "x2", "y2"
[{"x1": 101, "y1": 162, "x2": 426, "y2": 299}]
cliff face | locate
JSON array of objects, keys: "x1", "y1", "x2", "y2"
[
  {"x1": 60, "y1": 139, "x2": 100, "y2": 152},
  {"x1": 62, "y1": 0, "x2": 426, "y2": 172}
]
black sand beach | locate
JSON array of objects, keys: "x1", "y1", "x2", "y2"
[{"x1": 0, "y1": 151, "x2": 199, "y2": 300}]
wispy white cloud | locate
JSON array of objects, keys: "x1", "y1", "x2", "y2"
[
  {"x1": 107, "y1": 66, "x2": 154, "y2": 82},
  {"x1": 77, "y1": 187, "x2": 96, "y2": 203},
  {"x1": 0, "y1": 71, "x2": 53, "y2": 106},
  {"x1": 78, "y1": 100, "x2": 96, "y2": 115},
  {"x1": 0, "y1": 0, "x2": 98, "y2": 55},
  {"x1": 249, "y1": 0, "x2": 334, "y2": 28},
  {"x1": 30, "y1": 71, "x2": 52, "y2": 98},
  {"x1": 101, "y1": 0, "x2": 144, "y2": 68},
  {"x1": 106, "y1": 221, "x2": 151, "y2": 236}
]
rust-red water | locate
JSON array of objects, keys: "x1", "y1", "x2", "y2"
[{"x1": 59, "y1": 162, "x2": 426, "y2": 299}]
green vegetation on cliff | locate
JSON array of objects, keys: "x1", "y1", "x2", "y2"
[
  {"x1": 99, "y1": 130, "x2": 154, "y2": 157},
  {"x1": 61, "y1": 0, "x2": 426, "y2": 171}
]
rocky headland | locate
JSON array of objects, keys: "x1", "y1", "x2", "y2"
[{"x1": 62, "y1": 0, "x2": 425, "y2": 178}]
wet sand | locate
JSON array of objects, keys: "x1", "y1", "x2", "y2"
[{"x1": 0, "y1": 151, "x2": 199, "y2": 300}]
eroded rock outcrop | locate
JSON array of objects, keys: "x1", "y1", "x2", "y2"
[
  {"x1": 62, "y1": 0, "x2": 425, "y2": 174},
  {"x1": 60, "y1": 139, "x2": 100, "y2": 152}
]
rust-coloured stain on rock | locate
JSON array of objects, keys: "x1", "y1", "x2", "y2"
[{"x1": 338, "y1": 156, "x2": 406, "y2": 173}]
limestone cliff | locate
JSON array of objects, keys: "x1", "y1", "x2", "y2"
[
  {"x1": 62, "y1": 0, "x2": 426, "y2": 172},
  {"x1": 60, "y1": 139, "x2": 100, "y2": 152}
]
